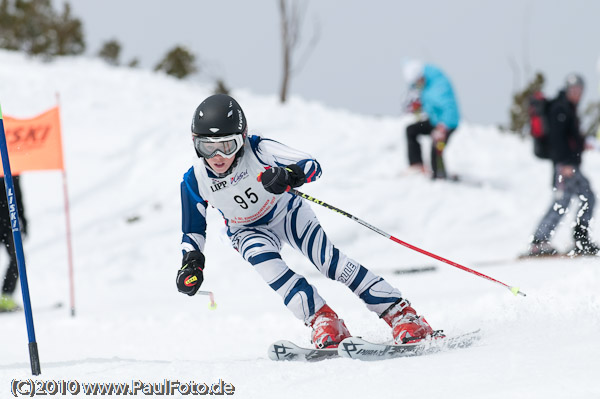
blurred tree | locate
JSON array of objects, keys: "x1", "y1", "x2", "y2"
[
  {"x1": 0, "y1": 0, "x2": 19, "y2": 50},
  {"x1": 213, "y1": 79, "x2": 230, "y2": 95},
  {"x1": 51, "y1": 2, "x2": 84, "y2": 56},
  {"x1": 12, "y1": 0, "x2": 54, "y2": 56},
  {"x1": 0, "y1": 0, "x2": 85, "y2": 57},
  {"x1": 582, "y1": 101, "x2": 600, "y2": 138},
  {"x1": 98, "y1": 39, "x2": 121, "y2": 66},
  {"x1": 278, "y1": 0, "x2": 319, "y2": 103},
  {"x1": 127, "y1": 58, "x2": 140, "y2": 68},
  {"x1": 154, "y1": 46, "x2": 197, "y2": 79},
  {"x1": 508, "y1": 72, "x2": 545, "y2": 136}
]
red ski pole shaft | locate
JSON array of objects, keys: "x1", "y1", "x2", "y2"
[{"x1": 290, "y1": 189, "x2": 526, "y2": 297}]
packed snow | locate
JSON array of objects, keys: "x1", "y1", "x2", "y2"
[{"x1": 1, "y1": 50, "x2": 599, "y2": 398}]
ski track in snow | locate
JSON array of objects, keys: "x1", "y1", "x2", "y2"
[{"x1": 1, "y1": 50, "x2": 599, "y2": 398}]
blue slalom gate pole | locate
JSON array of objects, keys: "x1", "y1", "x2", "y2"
[{"x1": 0, "y1": 103, "x2": 41, "y2": 375}]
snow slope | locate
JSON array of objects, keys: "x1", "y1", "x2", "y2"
[{"x1": 1, "y1": 50, "x2": 599, "y2": 398}]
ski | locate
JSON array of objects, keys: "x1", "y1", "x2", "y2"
[
  {"x1": 393, "y1": 266, "x2": 438, "y2": 275},
  {"x1": 517, "y1": 252, "x2": 598, "y2": 260},
  {"x1": 36, "y1": 301, "x2": 65, "y2": 312},
  {"x1": 0, "y1": 301, "x2": 64, "y2": 314},
  {"x1": 268, "y1": 340, "x2": 339, "y2": 362},
  {"x1": 337, "y1": 329, "x2": 481, "y2": 361},
  {"x1": 398, "y1": 171, "x2": 486, "y2": 188},
  {"x1": 445, "y1": 174, "x2": 485, "y2": 188},
  {"x1": 393, "y1": 252, "x2": 598, "y2": 272}
]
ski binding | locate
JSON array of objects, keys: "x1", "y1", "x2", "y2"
[{"x1": 268, "y1": 340, "x2": 339, "y2": 362}]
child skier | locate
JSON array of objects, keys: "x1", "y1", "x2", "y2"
[{"x1": 176, "y1": 94, "x2": 434, "y2": 348}]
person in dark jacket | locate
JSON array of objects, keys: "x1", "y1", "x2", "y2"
[
  {"x1": 528, "y1": 74, "x2": 599, "y2": 256},
  {"x1": 0, "y1": 176, "x2": 27, "y2": 312}
]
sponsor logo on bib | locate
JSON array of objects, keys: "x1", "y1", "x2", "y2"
[{"x1": 230, "y1": 169, "x2": 249, "y2": 185}]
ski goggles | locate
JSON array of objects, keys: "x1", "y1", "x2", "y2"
[{"x1": 193, "y1": 134, "x2": 244, "y2": 159}]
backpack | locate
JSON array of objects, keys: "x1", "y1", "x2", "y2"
[{"x1": 528, "y1": 91, "x2": 554, "y2": 159}]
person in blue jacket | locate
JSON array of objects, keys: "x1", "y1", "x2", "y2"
[{"x1": 403, "y1": 60, "x2": 460, "y2": 179}]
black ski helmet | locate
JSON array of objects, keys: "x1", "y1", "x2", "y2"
[
  {"x1": 190, "y1": 94, "x2": 248, "y2": 176},
  {"x1": 191, "y1": 94, "x2": 247, "y2": 138}
]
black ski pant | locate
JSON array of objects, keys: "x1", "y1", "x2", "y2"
[
  {"x1": 406, "y1": 119, "x2": 455, "y2": 178},
  {"x1": 1, "y1": 229, "x2": 18, "y2": 295}
]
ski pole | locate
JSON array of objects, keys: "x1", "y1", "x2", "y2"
[
  {"x1": 0, "y1": 103, "x2": 42, "y2": 375},
  {"x1": 290, "y1": 189, "x2": 526, "y2": 297},
  {"x1": 196, "y1": 290, "x2": 217, "y2": 309}
]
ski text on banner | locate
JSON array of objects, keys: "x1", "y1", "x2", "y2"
[{"x1": 1, "y1": 107, "x2": 64, "y2": 175}]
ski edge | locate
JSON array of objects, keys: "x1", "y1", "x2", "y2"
[{"x1": 337, "y1": 329, "x2": 481, "y2": 361}]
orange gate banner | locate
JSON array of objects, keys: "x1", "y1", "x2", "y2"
[{"x1": 1, "y1": 106, "x2": 64, "y2": 175}]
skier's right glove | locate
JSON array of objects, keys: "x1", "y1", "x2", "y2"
[{"x1": 176, "y1": 251, "x2": 205, "y2": 296}]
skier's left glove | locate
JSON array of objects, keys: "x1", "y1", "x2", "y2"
[
  {"x1": 176, "y1": 251, "x2": 205, "y2": 296},
  {"x1": 19, "y1": 217, "x2": 28, "y2": 238},
  {"x1": 259, "y1": 164, "x2": 306, "y2": 194}
]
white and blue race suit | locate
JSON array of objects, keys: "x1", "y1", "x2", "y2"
[{"x1": 180, "y1": 134, "x2": 402, "y2": 324}]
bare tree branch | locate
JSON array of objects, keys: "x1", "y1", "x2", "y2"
[
  {"x1": 279, "y1": 0, "x2": 291, "y2": 103},
  {"x1": 508, "y1": 54, "x2": 521, "y2": 94},
  {"x1": 292, "y1": 15, "x2": 320, "y2": 76},
  {"x1": 278, "y1": 0, "x2": 319, "y2": 103},
  {"x1": 521, "y1": 2, "x2": 532, "y2": 83}
]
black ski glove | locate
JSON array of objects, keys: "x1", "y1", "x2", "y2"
[
  {"x1": 259, "y1": 164, "x2": 306, "y2": 195},
  {"x1": 176, "y1": 251, "x2": 205, "y2": 296}
]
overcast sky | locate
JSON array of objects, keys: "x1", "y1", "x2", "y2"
[{"x1": 60, "y1": 0, "x2": 600, "y2": 126}]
